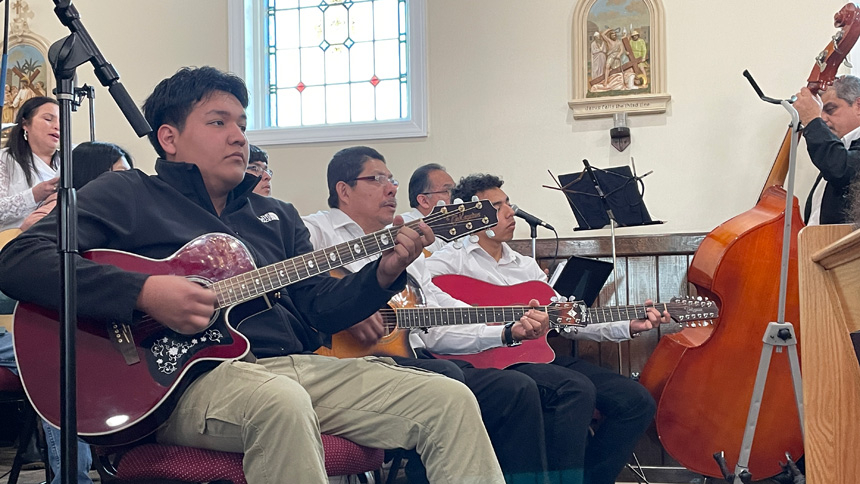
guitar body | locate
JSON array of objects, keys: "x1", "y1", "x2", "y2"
[
  {"x1": 13, "y1": 200, "x2": 500, "y2": 446},
  {"x1": 429, "y1": 275, "x2": 557, "y2": 369},
  {"x1": 14, "y1": 233, "x2": 253, "y2": 446},
  {"x1": 315, "y1": 280, "x2": 422, "y2": 359}
]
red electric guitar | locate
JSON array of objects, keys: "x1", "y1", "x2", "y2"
[
  {"x1": 13, "y1": 200, "x2": 497, "y2": 446},
  {"x1": 430, "y1": 275, "x2": 719, "y2": 369}
]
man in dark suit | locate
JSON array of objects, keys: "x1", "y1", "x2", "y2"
[{"x1": 795, "y1": 75, "x2": 860, "y2": 225}]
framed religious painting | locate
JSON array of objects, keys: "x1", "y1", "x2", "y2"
[
  {"x1": 1, "y1": 0, "x2": 53, "y2": 144},
  {"x1": 568, "y1": 0, "x2": 671, "y2": 119}
]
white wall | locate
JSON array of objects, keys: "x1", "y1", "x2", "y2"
[{"x1": 25, "y1": 0, "x2": 850, "y2": 239}]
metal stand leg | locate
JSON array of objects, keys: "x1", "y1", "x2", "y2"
[{"x1": 730, "y1": 322, "x2": 804, "y2": 484}]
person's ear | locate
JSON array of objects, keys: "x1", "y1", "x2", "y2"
[
  {"x1": 157, "y1": 125, "x2": 180, "y2": 159},
  {"x1": 335, "y1": 180, "x2": 351, "y2": 207},
  {"x1": 416, "y1": 193, "x2": 431, "y2": 210}
]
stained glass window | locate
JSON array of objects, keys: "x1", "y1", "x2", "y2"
[{"x1": 263, "y1": 0, "x2": 409, "y2": 128}]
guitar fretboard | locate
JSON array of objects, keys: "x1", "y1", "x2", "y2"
[
  {"x1": 383, "y1": 306, "x2": 552, "y2": 329},
  {"x1": 211, "y1": 222, "x2": 414, "y2": 308},
  {"x1": 377, "y1": 301, "x2": 715, "y2": 329},
  {"x1": 584, "y1": 304, "x2": 661, "y2": 324}
]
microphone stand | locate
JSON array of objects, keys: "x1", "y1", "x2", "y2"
[
  {"x1": 582, "y1": 159, "x2": 624, "y2": 371},
  {"x1": 48, "y1": 3, "x2": 151, "y2": 483},
  {"x1": 72, "y1": 84, "x2": 95, "y2": 141},
  {"x1": 527, "y1": 220, "x2": 538, "y2": 259}
]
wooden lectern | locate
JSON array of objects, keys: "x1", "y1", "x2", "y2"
[{"x1": 798, "y1": 224, "x2": 860, "y2": 483}]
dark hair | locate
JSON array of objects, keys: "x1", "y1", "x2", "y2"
[
  {"x1": 408, "y1": 163, "x2": 446, "y2": 208},
  {"x1": 71, "y1": 142, "x2": 134, "y2": 190},
  {"x1": 452, "y1": 173, "x2": 504, "y2": 202},
  {"x1": 249, "y1": 144, "x2": 268, "y2": 165},
  {"x1": 326, "y1": 146, "x2": 385, "y2": 208},
  {"x1": 6, "y1": 96, "x2": 59, "y2": 186},
  {"x1": 142, "y1": 66, "x2": 249, "y2": 158}
]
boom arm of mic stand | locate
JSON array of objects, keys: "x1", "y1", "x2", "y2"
[{"x1": 53, "y1": 0, "x2": 150, "y2": 137}]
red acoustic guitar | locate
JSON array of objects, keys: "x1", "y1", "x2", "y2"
[
  {"x1": 429, "y1": 275, "x2": 719, "y2": 369},
  {"x1": 13, "y1": 200, "x2": 497, "y2": 446}
]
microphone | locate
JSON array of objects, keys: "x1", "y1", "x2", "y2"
[{"x1": 512, "y1": 205, "x2": 555, "y2": 230}]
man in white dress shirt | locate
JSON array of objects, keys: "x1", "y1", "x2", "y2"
[
  {"x1": 426, "y1": 173, "x2": 671, "y2": 484},
  {"x1": 302, "y1": 146, "x2": 555, "y2": 484},
  {"x1": 400, "y1": 163, "x2": 457, "y2": 253}
]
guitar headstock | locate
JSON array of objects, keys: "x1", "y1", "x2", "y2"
[
  {"x1": 425, "y1": 199, "x2": 499, "y2": 242},
  {"x1": 668, "y1": 296, "x2": 720, "y2": 327},
  {"x1": 808, "y1": 3, "x2": 860, "y2": 95},
  {"x1": 547, "y1": 301, "x2": 584, "y2": 327}
]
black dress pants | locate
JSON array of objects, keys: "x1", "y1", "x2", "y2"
[{"x1": 393, "y1": 354, "x2": 548, "y2": 484}]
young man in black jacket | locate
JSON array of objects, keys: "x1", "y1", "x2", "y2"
[{"x1": 0, "y1": 66, "x2": 504, "y2": 484}]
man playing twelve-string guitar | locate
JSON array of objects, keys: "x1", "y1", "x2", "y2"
[{"x1": 425, "y1": 173, "x2": 672, "y2": 484}]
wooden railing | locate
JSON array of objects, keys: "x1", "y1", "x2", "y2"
[{"x1": 798, "y1": 224, "x2": 860, "y2": 484}]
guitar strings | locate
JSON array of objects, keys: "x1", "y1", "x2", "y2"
[{"x1": 130, "y1": 203, "x2": 496, "y2": 333}]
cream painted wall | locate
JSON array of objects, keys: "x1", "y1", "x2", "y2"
[
  {"x1": 26, "y1": 0, "x2": 229, "y2": 177},
  {"x1": 24, "y1": 0, "x2": 850, "y2": 240}
]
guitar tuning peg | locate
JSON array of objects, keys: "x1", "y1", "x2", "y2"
[
  {"x1": 453, "y1": 240, "x2": 463, "y2": 249},
  {"x1": 436, "y1": 200, "x2": 446, "y2": 206},
  {"x1": 453, "y1": 197, "x2": 464, "y2": 204},
  {"x1": 551, "y1": 296, "x2": 558, "y2": 302},
  {"x1": 486, "y1": 229, "x2": 495, "y2": 238},
  {"x1": 471, "y1": 195, "x2": 479, "y2": 202},
  {"x1": 468, "y1": 234, "x2": 478, "y2": 243},
  {"x1": 845, "y1": 58, "x2": 854, "y2": 69}
]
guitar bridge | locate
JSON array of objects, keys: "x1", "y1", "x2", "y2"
[{"x1": 109, "y1": 322, "x2": 140, "y2": 365}]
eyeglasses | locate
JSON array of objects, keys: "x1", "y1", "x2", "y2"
[
  {"x1": 352, "y1": 175, "x2": 399, "y2": 187},
  {"x1": 247, "y1": 165, "x2": 273, "y2": 177},
  {"x1": 421, "y1": 188, "x2": 454, "y2": 197}
]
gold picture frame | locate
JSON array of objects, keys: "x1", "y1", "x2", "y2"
[
  {"x1": 569, "y1": 0, "x2": 671, "y2": 119},
  {"x1": 2, "y1": 0, "x2": 53, "y2": 142}
]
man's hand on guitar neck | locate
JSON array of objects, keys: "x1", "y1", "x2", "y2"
[
  {"x1": 377, "y1": 216, "x2": 435, "y2": 289},
  {"x1": 509, "y1": 299, "x2": 549, "y2": 342},
  {"x1": 347, "y1": 312, "x2": 386, "y2": 345},
  {"x1": 629, "y1": 299, "x2": 672, "y2": 336},
  {"x1": 136, "y1": 275, "x2": 218, "y2": 335}
]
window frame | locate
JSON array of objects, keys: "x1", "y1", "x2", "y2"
[{"x1": 228, "y1": 0, "x2": 428, "y2": 146}]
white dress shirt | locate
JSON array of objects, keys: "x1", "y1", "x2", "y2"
[
  {"x1": 302, "y1": 209, "x2": 510, "y2": 354},
  {"x1": 0, "y1": 149, "x2": 57, "y2": 231},
  {"x1": 426, "y1": 238, "x2": 633, "y2": 342}
]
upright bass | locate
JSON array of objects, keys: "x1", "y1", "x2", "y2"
[{"x1": 639, "y1": 4, "x2": 860, "y2": 479}]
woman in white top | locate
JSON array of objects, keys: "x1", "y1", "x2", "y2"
[{"x1": 0, "y1": 96, "x2": 60, "y2": 232}]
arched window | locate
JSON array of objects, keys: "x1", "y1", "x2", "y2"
[{"x1": 229, "y1": 0, "x2": 427, "y2": 145}]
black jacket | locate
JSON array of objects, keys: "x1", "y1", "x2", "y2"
[
  {"x1": 803, "y1": 117, "x2": 860, "y2": 224},
  {"x1": 0, "y1": 159, "x2": 404, "y2": 357}
]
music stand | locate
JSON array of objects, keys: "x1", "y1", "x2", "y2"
[
  {"x1": 548, "y1": 161, "x2": 663, "y2": 384},
  {"x1": 555, "y1": 165, "x2": 662, "y2": 231},
  {"x1": 549, "y1": 255, "x2": 614, "y2": 305}
]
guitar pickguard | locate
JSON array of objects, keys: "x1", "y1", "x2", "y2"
[{"x1": 143, "y1": 317, "x2": 234, "y2": 386}]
